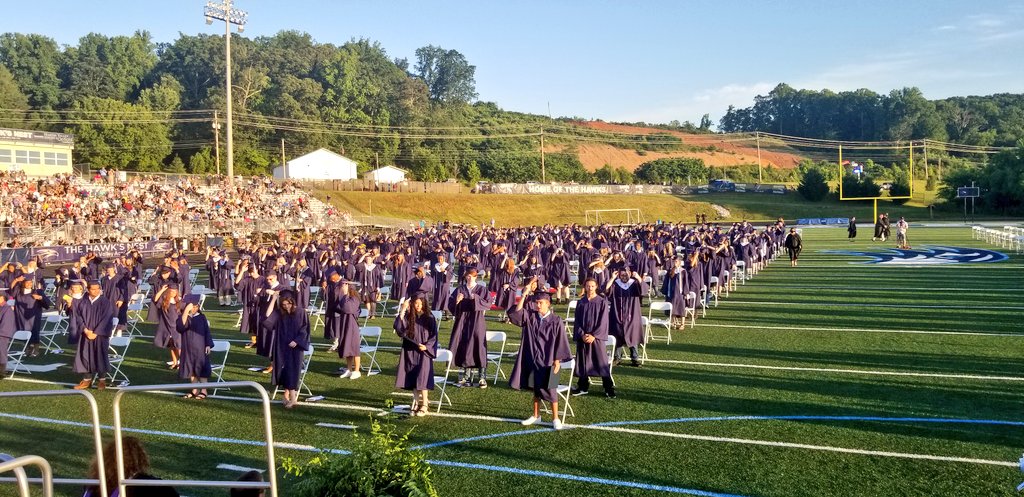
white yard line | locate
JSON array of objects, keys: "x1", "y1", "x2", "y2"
[
  {"x1": 578, "y1": 424, "x2": 1018, "y2": 467},
  {"x1": 720, "y1": 300, "x2": 1024, "y2": 310},
  {"x1": 641, "y1": 358, "x2": 1024, "y2": 382},
  {"x1": 695, "y1": 322, "x2": 1022, "y2": 337}
]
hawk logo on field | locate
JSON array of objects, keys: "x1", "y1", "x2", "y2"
[{"x1": 826, "y1": 246, "x2": 1009, "y2": 265}]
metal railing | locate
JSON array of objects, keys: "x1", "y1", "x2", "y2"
[
  {"x1": 0, "y1": 455, "x2": 54, "y2": 497},
  {"x1": 0, "y1": 389, "x2": 107, "y2": 497},
  {"x1": 112, "y1": 381, "x2": 277, "y2": 497}
]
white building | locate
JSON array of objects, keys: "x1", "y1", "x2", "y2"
[
  {"x1": 0, "y1": 127, "x2": 74, "y2": 176},
  {"x1": 363, "y1": 165, "x2": 408, "y2": 184},
  {"x1": 272, "y1": 148, "x2": 357, "y2": 180}
]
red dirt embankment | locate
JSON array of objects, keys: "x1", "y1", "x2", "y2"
[{"x1": 557, "y1": 121, "x2": 802, "y2": 172}]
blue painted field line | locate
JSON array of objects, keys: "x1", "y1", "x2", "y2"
[
  {"x1": 425, "y1": 459, "x2": 749, "y2": 496},
  {"x1": 0, "y1": 412, "x2": 741, "y2": 496},
  {"x1": 415, "y1": 428, "x2": 549, "y2": 450}
]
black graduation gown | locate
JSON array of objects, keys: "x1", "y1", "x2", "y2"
[
  {"x1": 273, "y1": 310, "x2": 310, "y2": 390},
  {"x1": 177, "y1": 313, "x2": 213, "y2": 379},
  {"x1": 573, "y1": 295, "x2": 611, "y2": 378},
  {"x1": 508, "y1": 307, "x2": 572, "y2": 402},
  {"x1": 73, "y1": 296, "x2": 115, "y2": 375},
  {"x1": 14, "y1": 291, "x2": 51, "y2": 343},
  {"x1": 447, "y1": 283, "x2": 493, "y2": 369},
  {"x1": 394, "y1": 313, "x2": 438, "y2": 391}
]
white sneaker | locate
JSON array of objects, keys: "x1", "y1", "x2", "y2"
[
  {"x1": 521, "y1": 415, "x2": 539, "y2": 426},
  {"x1": 349, "y1": 371, "x2": 362, "y2": 380},
  {"x1": 339, "y1": 369, "x2": 352, "y2": 379},
  {"x1": 552, "y1": 419, "x2": 564, "y2": 431}
]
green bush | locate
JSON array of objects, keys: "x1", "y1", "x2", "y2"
[
  {"x1": 281, "y1": 419, "x2": 439, "y2": 497},
  {"x1": 797, "y1": 168, "x2": 830, "y2": 201},
  {"x1": 925, "y1": 174, "x2": 937, "y2": 191}
]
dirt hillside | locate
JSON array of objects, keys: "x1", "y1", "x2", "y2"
[{"x1": 559, "y1": 121, "x2": 803, "y2": 172}]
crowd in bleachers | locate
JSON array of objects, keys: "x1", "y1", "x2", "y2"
[{"x1": 0, "y1": 171, "x2": 345, "y2": 245}]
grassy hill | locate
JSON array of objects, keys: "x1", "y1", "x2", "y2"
[{"x1": 316, "y1": 185, "x2": 1003, "y2": 227}]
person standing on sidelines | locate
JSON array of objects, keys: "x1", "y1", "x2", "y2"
[
  {"x1": 784, "y1": 228, "x2": 803, "y2": 267},
  {"x1": 73, "y1": 281, "x2": 115, "y2": 390},
  {"x1": 896, "y1": 216, "x2": 910, "y2": 249},
  {"x1": 847, "y1": 216, "x2": 857, "y2": 242}
]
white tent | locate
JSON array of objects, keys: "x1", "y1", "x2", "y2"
[
  {"x1": 363, "y1": 165, "x2": 408, "y2": 184},
  {"x1": 273, "y1": 148, "x2": 357, "y2": 180}
]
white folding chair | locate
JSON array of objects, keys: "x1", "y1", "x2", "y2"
[
  {"x1": 707, "y1": 277, "x2": 721, "y2": 307},
  {"x1": 431, "y1": 310, "x2": 443, "y2": 335},
  {"x1": 564, "y1": 300, "x2": 578, "y2": 334},
  {"x1": 432, "y1": 348, "x2": 455, "y2": 413},
  {"x1": 646, "y1": 302, "x2": 672, "y2": 344},
  {"x1": 210, "y1": 340, "x2": 231, "y2": 396},
  {"x1": 39, "y1": 315, "x2": 68, "y2": 354},
  {"x1": 125, "y1": 297, "x2": 147, "y2": 337},
  {"x1": 308, "y1": 300, "x2": 326, "y2": 334},
  {"x1": 377, "y1": 286, "x2": 392, "y2": 317},
  {"x1": 197, "y1": 293, "x2": 209, "y2": 311},
  {"x1": 5, "y1": 330, "x2": 32, "y2": 378},
  {"x1": 542, "y1": 358, "x2": 577, "y2": 423},
  {"x1": 188, "y1": 268, "x2": 200, "y2": 285},
  {"x1": 698, "y1": 285, "x2": 708, "y2": 317},
  {"x1": 734, "y1": 261, "x2": 747, "y2": 286},
  {"x1": 606, "y1": 335, "x2": 617, "y2": 375},
  {"x1": 234, "y1": 308, "x2": 243, "y2": 329},
  {"x1": 107, "y1": 336, "x2": 132, "y2": 387},
  {"x1": 273, "y1": 344, "x2": 314, "y2": 401},
  {"x1": 358, "y1": 307, "x2": 371, "y2": 327},
  {"x1": 359, "y1": 326, "x2": 383, "y2": 376},
  {"x1": 308, "y1": 286, "x2": 321, "y2": 309},
  {"x1": 484, "y1": 331, "x2": 507, "y2": 382},
  {"x1": 683, "y1": 292, "x2": 697, "y2": 328}
]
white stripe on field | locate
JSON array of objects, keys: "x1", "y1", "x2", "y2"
[
  {"x1": 578, "y1": 424, "x2": 1018, "y2": 467},
  {"x1": 744, "y1": 284, "x2": 1024, "y2": 292},
  {"x1": 641, "y1": 358, "x2": 1024, "y2": 382},
  {"x1": 216, "y1": 463, "x2": 264, "y2": 473},
  {"x1": 316, "y1": 422, "x2": 357, "y2": 430},
  {"x1": 696, "y1": 323, "x2": 1022, "y2": 337},
  {"x1": 720, "y1": 300, "x2": 1024, "y2": 310},
  {"x1": 0, "y1": 412, "x2": 734, "y2": 496}
]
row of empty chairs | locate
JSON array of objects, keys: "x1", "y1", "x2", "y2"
[{"x1": 973, "y1": 225, "x2": 1024, "y2": 253}]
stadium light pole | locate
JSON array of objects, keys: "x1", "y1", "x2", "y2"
[{"x1": 205, "y1": 0, "x2": 247, "y2": 184}]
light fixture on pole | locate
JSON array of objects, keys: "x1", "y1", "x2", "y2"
[{"x1": 204, "y1": 0, "x2": 247, "y2": 183}]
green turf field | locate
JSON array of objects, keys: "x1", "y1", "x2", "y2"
[{"x1": 2, "y1": 226, "x2": 1023, "y2": 496}]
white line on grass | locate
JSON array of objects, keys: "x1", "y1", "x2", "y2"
[
  {"x1": 696, "y1": 323, "x2": 1023, "y2": 337},
  {"x1": 746, "y1": 284, "x2": 1024, "y2": 292},
  {"x1": 216, "y1": 463, "x2": 264, "y2": 473},
  {"x1": 316, "y1": 422, "x2": 357, "y2": 430},
  {"x1": 578, "y1": 424, "x2": 1018, "y2": 468},
  {"x1": 0, "y1": 412, "x2": 748, "y2": 497},
  {"x1": 640, "y1": 358, "x2": 1024, "y2": 382},
  {"x1": 720, "y1": 300, "x2": 1024, "y2": 311}
]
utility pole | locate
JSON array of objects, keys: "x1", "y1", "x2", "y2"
[
  {"x1": 205, "y1": 0, "x2": 248, "y2": 184},
  {"x1": 212, "y1": 111, "x2": 221, "y2": 176},
  {"x1": 280, "y1": 138, "x2": 286, "y2": 178},
  {"x1": 755, "y1": 131, "x2": 763, "y2": 183},
  {"x1": 923, "y1": 140, "x2": 929, "y2": 179},
  {"x1": 540, "y1": 129, "x2": 546, "y2": 183},
  {"x1": 375, "y1": 152, "x2": 379, "y2": 168}
]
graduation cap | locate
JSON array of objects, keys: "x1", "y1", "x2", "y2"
[
  {"x1": 159, "y1": 265, "x2": 173, "y2": 274},
  {"x1": 532, "y1": 291, "x2": 551, "y2": 302},
  {"x1": 182, "y1": 294, "x2": 201, "y2": 306},
  {"x1": 265, "y1": 270, "x2": 279, "y2": 278},
  {"x1": 86, "y1": 279, "x2": 102, "y2": 287},
  {"x1": 278, "y1": 289, "x2": 297, "y2": 301}
]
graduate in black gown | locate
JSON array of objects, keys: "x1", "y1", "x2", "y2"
[
  {"x1": 784, "y1": 228, "x2": 803, "y2": 267},
  {"x1": 153, "y1": 286, "x2": 182, "y2": 370},
  {"x1": 235, "y1": 259, "x2": 261, "y2": 348},
  {"x1": 332, "y1": 279, "x2": 363, "y2": 380},
  {"x1": 430, "y1": 254, "x2": 452, "y2": 314},
  {"x1": 73, "y1": 281, "x2": 115, "y2": 390},
  {"x1": 0, "y1": 296, "x2": 15, "y2": 377},
  {"x1": 606, "y1": 269, "x2": 647, "y2": 367},
  {"x1": 847, "y1": 216, "x2": 857, "y2": 242},
  {"x1": 101, "y1": 265, "x2": 127, "y2": 336},
  {"x1": 447, "y1": 267, "x2": 494, "y2": 388},
  {"x1": 508, "y1": 282, "x2": 572, "y2": 430},
  {"x1": 13, "y1": 278, "x2": 51, "y2": 356},
  {"x1": 177, "y1": 294, "x2": 213, "y2": 399},
  {"x1": 394, "y1": 296, "x2": 438, "y2": 417},
  {"x1": 571, "y1": 278, "x2": 615, "y2": 398},
  {"x1": 273, "y1": 290, "x2": 310, "y2": 409},
  {"x1": 255, "y1": 271, "x2": 289, "y2": 374}
]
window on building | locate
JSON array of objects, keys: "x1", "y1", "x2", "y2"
[
  {"x1": 28, "y1": 151, "x2": 41, "y2": 164},
  {"x1": 56, "y1": 152, "x2": 69, "y2": 166},
  {"x1": 0, "y1": 149, "x2": 10, "y2": 163},
  {"x1": 15, "y1": 150, "x2": 28, "y2": 164},
  {"x1": 44, "y1": 152, "x2": 57, "y2": 165}
]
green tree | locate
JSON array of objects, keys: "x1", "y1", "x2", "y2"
[
  {"x1": 797, "y1": 168, "x2": 830, "y2": 201},
  {"x1": 65, "y1": 97, "x2": 172, "y2": 171},
  {"x1": 594, "y1": 164, "x2": 614, "y2": 184},
  {"x1": 414, "y1": 45, "x2": 478, "y2": 104},
  {"x1": 188, "y1": 148, "x2": 215, "y2": 174},
  {"x1": 168, "y1": 155, "x2": 187, "y2": 173},
  {"x1": 0, "y1": 33, "x2": 62, "y2": 109},
  {"x1": 888, "y1": 169, "x2": 911, "y2": 205},
  {"x1": 63, "y1": 31, "x2": 157, "y2": 103},
  {"x1": 463, "y1": 159, "x2": 481, "y2": 185},
  {"x1": 137, "y1": 74, "x2": 182, "y2": 112},
  {"x1": 0, "y1": 65, "x2": 29, "y2": 128}
]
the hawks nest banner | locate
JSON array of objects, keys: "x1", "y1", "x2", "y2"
[{"x1": 2, "y1": 240, "x2": 175, "y2": 264}]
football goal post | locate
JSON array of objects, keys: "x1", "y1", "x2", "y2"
[{"x1": 584, "y1": 208, "x2": 644, "y2": 225}]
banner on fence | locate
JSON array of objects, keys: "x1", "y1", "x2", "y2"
[
  {"x1": 796, "y1": 218, "x2": 850, "y2": 226},
  {"x1": 1, "y1": 239, "x2": 175, "y2": 264}
]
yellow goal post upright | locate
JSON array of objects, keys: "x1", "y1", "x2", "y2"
[
  {"x1": 584, "y1": 209, "x2": 644, "y2": 226},
  {"x1": 838, "y1": 142, "x2": 915, "y2": 222}
]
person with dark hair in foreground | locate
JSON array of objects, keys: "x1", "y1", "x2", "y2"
[
  {"x1": 230, "y1": 470, "x2": 265, "y2": 497},
  {"x1": 83, "y1": 436, "x2": 178, "y2": 497}
]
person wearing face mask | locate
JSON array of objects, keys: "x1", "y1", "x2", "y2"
[
  {"x1": 14, "y1": 278, "x2": 51, "y2": 357},
  {"x1": 448, "y1": 268, "x2": 494, "y2": 388},
  {"x1": 72, "y1": 281, "x2": 115, "y2": 390},
  {"x1": 177, "y1": 294, "x2": 213, "y2": 400},
  {"x1": 273, "y1": 290, "x2": 310, "y2": 409}
]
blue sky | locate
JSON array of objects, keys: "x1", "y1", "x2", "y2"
[{"x1": 8, "y1": 1, "x2": 1024, "y2": 124}]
